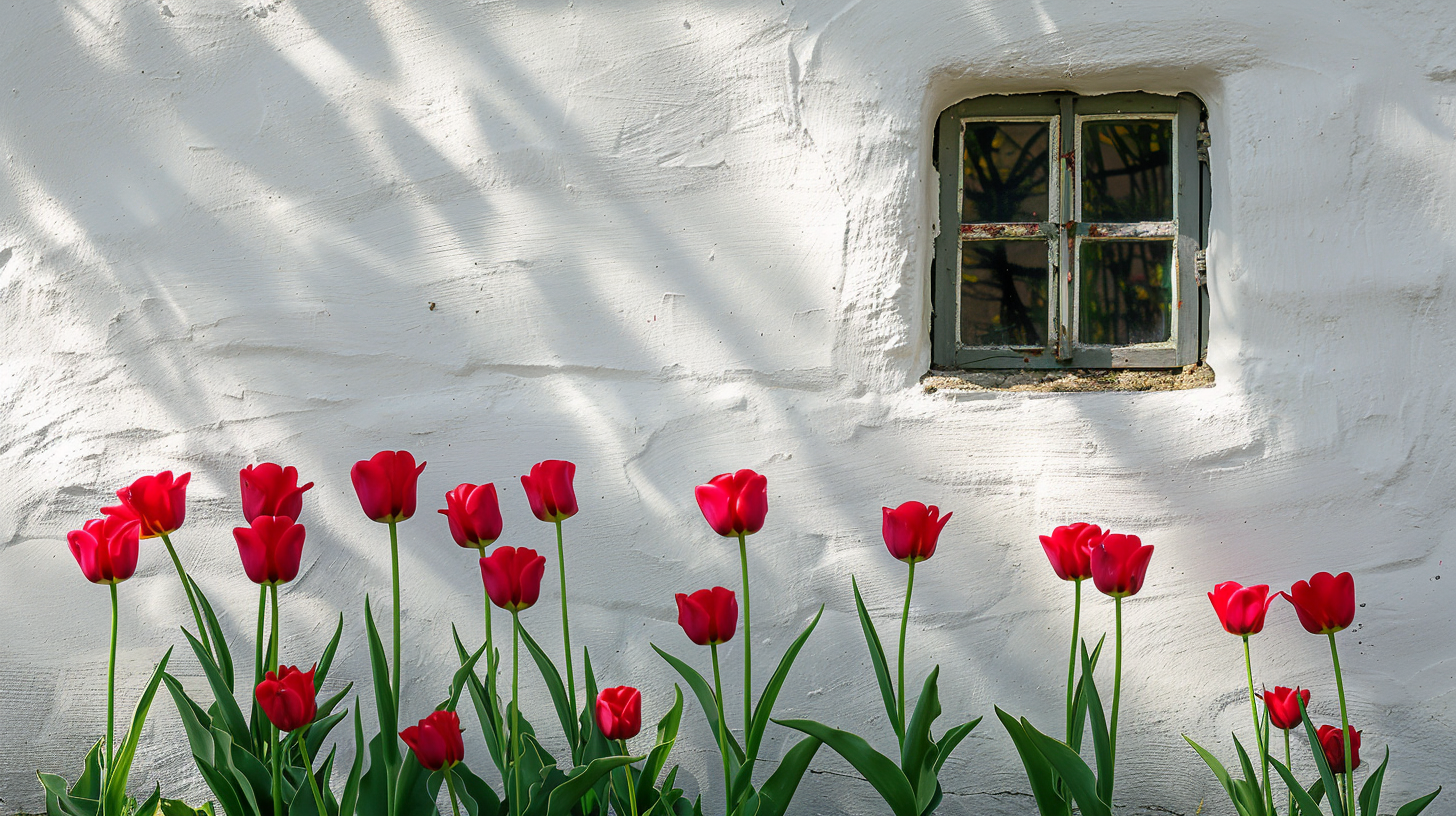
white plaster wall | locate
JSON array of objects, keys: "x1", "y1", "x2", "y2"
[{"x1": 3, "y1": 0, "x2": 1455, "y2": 812}]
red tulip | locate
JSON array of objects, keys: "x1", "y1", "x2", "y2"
[
  {"x1": 439, "y1": 483, "x2": 503, "y2": 549},
  {"x1": 520, "y1": 460, "x2": 578, "y2": 523},
  {"x1": 1039, "y1": 523, "x2": 1103, "y2": 581},
  {"x1": 233, "y1": 516, "x2": 306, "y2": 586},
  {"x1": 400, "y1": 710, "x2": 465, "y2": 771},
  {"x1": 881, "y1": 501, "x2": 951, "y2": 563},
  {"x1": 480, "y1": 546, "x2": 546, "y2": 612},
  {"x1": 695, "y1": 470, "x2": 768, "y2": 537},
  {"x1": 1317, "y1": 724, "x2": 1361, "y2": 773},
  {"x1": 102, "y1": 471, "x2": 190, "y2": 538},
  {"x1": 240, "y1": 463, "x2": 314, "y2": 523},
  {"x1": 675, "y1": 587, "x2": 738, "y2": 646},
  {"x1": 1259, "y1": 686, "x2": 1311, "y2": 731},
  {"x1": 67, "y1": 516, "x2": 141, "y2": 585},
  {"x1": 1208, "y1": 581, "x2": 1275, "y2": 636},
  {"x1": 1282, "y1": 572, "x2": 1355, "y2": 635},
  {"x1": 351, "y1": 450, "x2": 426, "y2": 523},
  {"x1": 595, "y1": 686, "x2": 643, "y2": 741},
  {"x1": 1090, "y1": 533, "x2": 1154, "y2": 598},
  {"x1": 254, "y1": 664, "x2": 318, "y2": 732}
]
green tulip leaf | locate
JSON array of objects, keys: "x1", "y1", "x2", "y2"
[
  {"x1": 190, "y1": 579, "x2": 235, "y2": 693},
  {"x1": 1020, "y1": 717, "x2": 1110, "y2": 816},
  {"x1": 1269, "y1": 755, "x2": 1327, "y2": 816},
  {"x1": 900, "y1": 666, "x2": 941, "y2": 790},
  {"x1": 103, "y1": 648, "x2": 173, "y2": 816},
  {"x1": 1185, "y1": 736, "x2": 1244, "y2": 816},
  {"x1": 181, "y1": 627, "x2": 250, "y2": 747},
  {"x1": 313, "y1": 613, "x2": 346, "y2": 692},
  {"x1": 163, "y1": 673, "x2": 218, "y2": 766},
  {"x1": 1077, "y1": 642, "x2": 1113, "y2": 805},
  {"x1": 1069, "y1": 635, "x2": 1106, "y2": 754},
  {"x1": 36, "y1": 772, "x2": 96, "y2": 816},
  {"x1": 544, "y1": 753, "x2": 643, "y2": 816},
  {"x1": 1231, "y1": 733, "x2": 1263, "y2": 815},
  {"x1": 732, "y1": 606, "x2": 823, "y2": 803},
  {"x1": 852, "y1": 576, "x2": 903, "y2": 741},
  {"x1": 1296, "y1": 694, "x2": 1344, "y2": 816},
  {"x1": 933, "y1": 718, "x2": 981, "y2": 777},
  {"x1": 994, "y1": 707, "x2": 1066, "y2": 816},
  {"x1": 641, "y1": 686, "x2": 685, "y2": 795},
  {"x1": 1358, "y1": 748, "x2": 1389, "y2": 816},
  {"x1": 744, "y1": 735, "x2": 822, "y2": 816},
  {"x1": 453, "y1": 630, "x2": 507, "y2": 777},
  {"x1": 1394, "y1": 787, "x2": 1441, "y2": 816},
  {"x1": 775, "y1": 718, "x2": 918, "y2": 816},
  {"x1": 518, "y1": 623, "x2": 582, "y2": 756},
  {"x1": 337, "y1": 703, "x2": 366, "y2": 816},
  {"x1": 652, "y1": 644, "x2": 746, "y2": 768},
  {"x1": 362, "y1": 598, "x2": 401, "y2": 770}
]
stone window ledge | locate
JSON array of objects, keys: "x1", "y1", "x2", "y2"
[{"x1": 922, "y1": 363, "x2": 1214, "y2": 394}]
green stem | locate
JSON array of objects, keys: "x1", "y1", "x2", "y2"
[
  {"x1": 479, "y1": 546, "x2": 499, "y2": 733},
  {"x1": 897, "y1": 560, "x2": 917, "y2": 732},
  {"x1": 512, "y1": 612, "x2": 522, "y2": 816},
  {"x1": 106, "y1": 583, "x2": 118, "y2": 771},
  {"x1": 271, "y1": 729, "x2": 283, "y2": 816},
  {"x1": 389, "y1": 521, "x2": 402, "y2": 710},
  {"x1": 298, "y1": 729, "x2": 331, "y2": 816},
  {"x1": 1285, "y1": 729, "x2": 1294, "y2": 816},
  {"x1": 711, "y1": 644, "x2": 733, "y2": 815},
  {"x1": 555, "y1": 519, "x2": 577, "y2": 753},
  {"x1": 620, "y1": 739, "x2": 640, "y2": 816},
  {"x1": 1328, "y1": 633, "x2": 1355, "y2": 816},
  {"x1": 737, "y1": 532, "x2": 752, "y2": 741},
  {"x1": 253, "y1": 586, "x2": 267, "y2": 755},
  {"x1": 1065, "y1": 578, "x2": 1083, "y2": 744},
  {"x1": 159, "y1": 532, "x2": 212, "y2": 658},
  {"x1": 443, "y1": 766, "x2": 463, "y2": 816},
  {"x1": 269, "y1": 584, "x2": 280, "y2": 672},
  {"x1": 1243, "y1": 636, "x2": 1272, "y2": 816},
  {"x1": 1109, "y1": 596, "x2": 1123, "y2": 790}
]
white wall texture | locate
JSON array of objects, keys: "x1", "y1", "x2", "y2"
[{"x1": 3, "y1": 0, "x2": 1456, "y2": 812}]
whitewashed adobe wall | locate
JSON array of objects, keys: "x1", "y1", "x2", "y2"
[{"x1": 2, "y1": 0, "x2": 1454, "y2": 812}]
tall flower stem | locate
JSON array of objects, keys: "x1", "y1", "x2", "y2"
[
  {"x1": 1327, "y1": 633, "x2": 1355, "y2": 816},
  {"x1": 618, "y1": 739, "x2": 641, "y2": 816},
  {"x1": 443, "y1": 767, "x2": 463, "y2": 816},
  {"x1": 737, "y1": 531, "x2": 752, "y2": 739},
  {"x1": 297, "y1": 731, "x2": 331, "y2": 816},
  {"x1": 389, "y1": 520, "x2": 402, "y2": 709},
  {"x1": 1065, "y1": 578, "x2": 1083, "y2": 743},
  {"x1": 159, "y1": 532, "x2": 212, "y2": 658},
  {"x1": 253, "y1": 586, "x2": 267, "y2": 688},
  {"x1": 554, "y1": 520, "x2": 577, "y2": 744},
  {"x1": 268, "y1": 585, "x2": 280, "y2": 675},
  {"x1": 1284, "y1": 729, "x2": 1294, "y2": 816},
  {"x1": 1109, "y1": 596, "x2": 1124, "y2": 774},
  {"x1": 478, "y1": 545, "x2": 499, "y2": 732},
  {"x1": 1242, "y1": 636, "x2": 1272, "y2": 816},
  {"x1": 106, "y1": 583, "x2": 118, "y2": 770},
  {"x1": 897, "y1": 560, "x2": 917, "y2": 730},
  {"x1": 270, "y1": 731, "x2": 283, "y2": 816},
  {"x1": 711, "y1": 644, "x2": 733, "y2": 815},
  {"x1": 511, "y1": 612, "x2": 522, "y2": 816}
]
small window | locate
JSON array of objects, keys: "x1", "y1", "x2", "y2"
[{"x1": 932, "y1": 92, "x2": 1208, "y2": 369}]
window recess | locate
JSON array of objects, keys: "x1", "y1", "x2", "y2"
[{"x1": 932, "y1": 92, "x2": 1208, "y2": 370}]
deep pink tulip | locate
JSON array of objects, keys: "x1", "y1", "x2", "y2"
[
  {"x1": 520, "y1": 460, "x2": 578, "y2": 523},
  {"x1": 1090, "y1": 532, "x2": 1154, "y2": 598},
  {"x1": 675, "y1": 587, "x2": 738, "y2": 646},
  {"x1": 240, "y1": 463, "x2": 314, "y2": 523},
  {"x1": 233, "y1": 516, "x2": 306, "y2": 586},
  {"x1": 439, "y1": 483, "x2": 503, "y2": 549},
  {"x1": 67, "y1": 516, "x2": 141, "y2": 585},
  {"x1": 255, "y1": 665, "x2": 318, "y2": 732},
  {"x1": 102, "y1": 471, "x2": 190, "y2": 539},
  {"x1": 1039, "y1": 523, "x2": 1103, "y2": 582},
  {"x1": 695, "y1": 470, "x2": 768, "y2": 537},
  {"x1": 1208, "y1": 581, "x2": 1275, "y2": 636},
  {"x1": 351, "y1": 450, "x2": 426, "y2": 523},
  {"x1": 595, "y1": 686, "x2": 643, "y2": 741},
  {"x1": 1282, "y1": 572, "x2": 1356, "y2": 635},
  {"x1": 1259, "y1": 686, "x2": 1311, "y2": 731},
  {"x1": 480, "y1": 546, "x2": 547, "y2": 612},
  {"x1": 882, "y1": 501, "x2": 951, "y2": 564},
  {"x1": 1318, "y1": 724, "x2": 1361, "y2": 773},
  {"x1": 401, "y1": 710, "x2": 465, "y2": 771}
]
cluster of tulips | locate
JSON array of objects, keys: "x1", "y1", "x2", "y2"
[{"x1": 45, "y1": 454, "x2": 1441, "y2": 816}]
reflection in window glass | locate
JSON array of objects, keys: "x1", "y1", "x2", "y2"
[
  {"x1": 1081, "y1": 120, "x2": 1172, "y2": 222},
  {"x1": 961, "y1": 240, "x2": 1048, "y2": 347},
  {"x1": 963, "y1": 122, "x2": 1051, "y2": 223},
  {"x1": 1079, "y1": 241, "x2": 1172, "y2": 345}
]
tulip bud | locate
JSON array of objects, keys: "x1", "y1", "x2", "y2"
[
  {"x1": 67, "y1": 516, "x2": 141, "y2": 585},
  {"x1": 480, "y1": 546, "x2": 547, "y2": 612},
  {"x1": 1282, "y1": 572, "x2": 1355, "y2": 635},
  {"x1": 233, "y1": 516, "x2": 307, "y2": 586},
  {"x1": 1317, "y1": 724, "x2": 1361, "y2": 773},
  {"x1": 102, "y1": 471, "x2": 190, "y2": 539},
  {"x1": 1090, "y1": 532, "x2": 1154, "y2": 598},
  {"x1": 439, "y1": 483, "x2": 503, "y2": 549},
  {"x1": 1039, "y1": 523, "x2": 1102, "y2": 582},
  {"x1": 694, "y1": 470, "x2": 768, "y2": 537},
  {"x1": 881, "y1": 501, "x2": 951, "y2": 564},
  {"x1": 520, "y1": 460, "x2": 578, "y2": 523},
  {"x1": 401, "y1": 710, "x2": 465, "y2": 771},
  {"x1": 351, "y1": 450, "x2": 426, "y2": 523},
  {"x1": 1258, "y1": 686, "x2": 1311, "y2": 731},
  {"x1": 1208, "y1": 581, "x2": 1275, "y2": 636},
  {"x1": 675, "y1": 587, "x2": 738, "y2": 646},
  {"x1": 239, "y1": 463, "x2": 314, "y2": 523},
  {"x1": 595, "y1": 686, "x2": 643, "y2": 741},
  {"x1": 255, "y1": 665, "x2": 318, "y2": 732}
]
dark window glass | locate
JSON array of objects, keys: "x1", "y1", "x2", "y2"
[
  {"x1": 963, "y1": 122, "x2": 1051, "y2": 223},
  {"x1": 1079, "y1": 241, "x2": 1173, "y2": 345},
  {"x1": 1081, "y1": 120, "x2": 1172, "y2": 222},
  {"x1": 960, "y1": 240, "x2": 1048, "y2": 347}
]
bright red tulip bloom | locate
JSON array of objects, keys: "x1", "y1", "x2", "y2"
[
  {"x1": 1317, "y1": 724, "x2": 1361, "y2": 773},
  {"x1": 1282, "y1": 572, "x2": 1356, "y2": 635},
  {"x1": 480, "y1": 546, "x2": 546, "y2": 612},
  {"x1": 1090, "y1": 532, "x2": 1154, "y2": 598},
  {"x1": 521, "y1": 460, "x2": 578, "y2": 523},
  {"x1": 675, "y1": 587, "x2": 738, "y2": 646},
  {"x1": 400, "y1": 710, "x2": 465, "y2": 771},
  {"x1": 1039, "y1": 523, "x2": 1103, "y2": 581},
  {"x1": 351, "y1": 450, "x2": 426, "y2": 523},
  {"x1": 882, "y1": 501, "x2": 951, "y2": 563},
  {"x1": 233, "y1": 516, "x2": 306, "y2": 586},
  {"x1": 67, "y1": 516, "x2": 141, "y2": 585},
  {"x1": 1259, "y1": 686, "x2": 1311, "y2": 731},
  {"x1": 1208, "y1": 581, "x2": 1275, "y2": 636},
  {"x1": 102, "y1": 471, "x2": 190, "y2": 539},
  {"x1": 239, "y1": 463, "x2": 314, "y2": 523},
  {"x1": 255, "y1": 665, "x2": 318, "y2": 732},
  {"x1": 595, "y1": 686, "x2": 643, "y2": 741},
  {"x1": 695, "y1": 470, "x2": 768, "y2": 537},
  {"x1": 439, "y1": 483, "x2": 503, "y2": 549}
]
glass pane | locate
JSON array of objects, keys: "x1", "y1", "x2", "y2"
[
  {"x1": 1081, "y1": 120, "x2": 1172, "y2": 222},
  {"x1": 1079, "y1": 241, "x2": 1173, "y2": 345},
  {"x1": 960, "y1": 240, "x2": 1049, "y2": 347},
  {"x1": 963, "y1": 122, "x2": 1051, "y2": 223}
]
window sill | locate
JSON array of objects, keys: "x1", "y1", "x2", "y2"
[{"x1": 921, "y1": 363, "x2": 1214, "y2": 394}]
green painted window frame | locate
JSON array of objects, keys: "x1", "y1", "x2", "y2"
[{"x1": 932, "y1": 92, "x2": 1208, "y2": 369}]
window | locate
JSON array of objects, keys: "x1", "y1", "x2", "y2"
[{"x1": 932, "y1": 92, "x2": 1208, "y2": 369}]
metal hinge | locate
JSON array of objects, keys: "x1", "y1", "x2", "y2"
[
  {"x1": 1194, "y1": 249, "x2": 1208, "y2": 287},
  {"x1": 1197, "y1": 121, "x2": 1210, "y2": 164}
]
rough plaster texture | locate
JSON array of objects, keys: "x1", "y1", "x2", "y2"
[{"x1": 3, "y1": 0, "x2": 1455, "y2": 812}]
